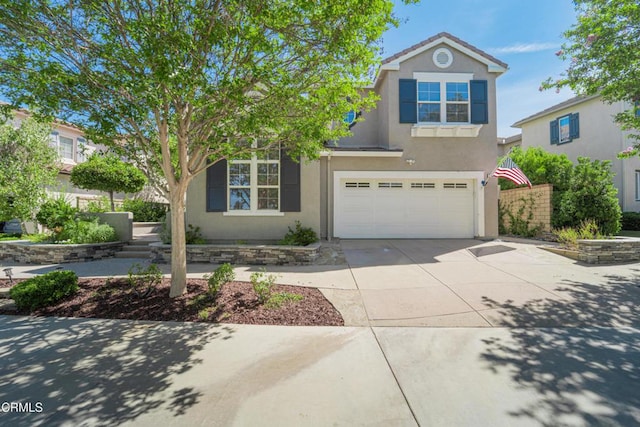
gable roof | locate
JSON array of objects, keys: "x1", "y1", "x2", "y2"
[
  {"x1": 369, "y1": 32, "x2": 507, "y2": 88},
  {"x1": 512, "y1": 94, "x2": 601, "y2": 128}
]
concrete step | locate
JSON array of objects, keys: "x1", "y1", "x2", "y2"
[
  {"x1": 115, "y1": 251, "x2": 152, "y2": 259},
  {"x1": 0, "y1": 299, "x2": 16, "y2": 311},
  {"x1": 0, "y1": 287, "x2": 11, "y2": 299}
]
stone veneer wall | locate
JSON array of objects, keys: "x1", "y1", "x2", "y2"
[
  {"x1": 150, "y1": 242, "x2": 319, "y2": 265},
  {"x1": 0, "y1": 241, "x2": 124, "y2": 264},
  {"x1": 499, "y1": 184, "x2": 553, "y2": 232},
  {"x1": 577, "y1": 238, "x2": 640, "y2": 264}
]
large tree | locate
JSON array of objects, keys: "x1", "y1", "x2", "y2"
[
  {"x1": 543, "y1": 0, "x2": 640, "y2": 148},
  {"x1": 0, "y1": 0, "x2": 411, "y2": 296},
  {"x1": 71, "y1": 153, "x2": 147, "y2": 211},
  {"x1": 0, "y1": 116, "x2": 59, "y2": 227}
]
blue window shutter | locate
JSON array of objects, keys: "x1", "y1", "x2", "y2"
[
  {"x1": 399, "y1": 79, "x2": 417, "y2": 123},
  {"x1": 470, "y1": 80, "x2": 488, "y2": 124},
  {"x1": 206, "y1": 159, "x2": 227, "y2": 212},
  {"x1": 280, "y1": 150, "x2": 301, "y2": 212},
  {"x1": 550, "y1": 120, "x2": 559, "y2": 144},
  {"x1": 570, "y1": 113, "x2": 580, "y2": 139}
]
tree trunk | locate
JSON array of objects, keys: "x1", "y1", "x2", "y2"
[
  {"x1": 109, "y1": 190, "x2": 115, "y2": 212},
  {"x1": 169, "y1": 185, "x2": 188, "y2": 297}
]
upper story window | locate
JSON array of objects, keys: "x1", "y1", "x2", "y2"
[
  {"x1": 228, "y1": 144, "x2": 280, "y2": 212},
  {"x1": 550, "y1": 113, "x2": 579, "y2": 145},
  {"x1": 50, "y1": 132, "x2": 92, "y2": 163},
  {"x1": 58, "y1": 136, "x2": 74, "y2": 160},
  {"x1": 399, "y1": 73, "x2": 488, "y2": 137}
]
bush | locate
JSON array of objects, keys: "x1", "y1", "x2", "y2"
[
  {"x1": 127, "y1": 263, "x2": 163, "y2": 298},
  {"x1": 554, "y1": 219, "x2": 604, "y2": 249},
  {"x1": 250, "y1": 271, "x2": 277, "y2": 304},
  {"x1": 9, "y1": 270, "x2": 79, "y2": 311},
  {"x1": 279, "y1": 221, "x2": 318, "y2": 246},
  {"x1": 56, "y1": 216, "x2": 118, "y2": 244},
  {"x1": 621, "y1": 212, "x2": 640, "y2": 231},
  {"x1": 36, "y1": 197, "x2": 77, "y2": 231},
  {"x1": 121, "y1": 198, "x2": 168, "y2": 222},
  {"x1": 84, "y1": 196, "x2": 111, "y2": 213},
  {"x1": 556, "y1": 157, "x2": 621, "y2": 236},
  {"x1": 204, "y1": 263, "x2": 235, "y2": 297}
]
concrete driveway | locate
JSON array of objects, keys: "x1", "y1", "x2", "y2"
[{"x1": 333, "y1": 238, "x2": 640, "y2": 328}]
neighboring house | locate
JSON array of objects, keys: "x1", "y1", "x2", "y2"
[
  {"x1": 187, "y1": 32, "x2": 507, "y2": 240},
  {"x1": 512, "y1": 95, "x2": 640, "y2": 212},
  {"x1": 497, "y1": 134, "x2": 522, "y2": 157},
  {"x1": 8, "y1": 108, "x2": 134, "y2": 209}
]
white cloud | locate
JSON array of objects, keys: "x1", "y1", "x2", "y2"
[{"x1": 489, "y1": 42, "x2": 559, "y2": 54}]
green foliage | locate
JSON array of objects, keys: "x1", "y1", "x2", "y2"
[
  {"x1": 0, "y1": 117, "x2": 59, "y2": 222},
  {"x1": 204, "y1": 263, "x2": 235, "y2": 297},
  {"x1": 0, "y1": 0, "x2": 410, "y2": 296},
  {"x1": 186, "y1": 224, "x2": 206, "y2": 245},
  {"x1": 70, "y1": 154, "x2": 147, "y2": 211},
  {"x1": 127, "y1": 263, "x2": 163, "y2": 298},
  {"x1": 542, "y1": 0, "x2": 640, "y2": 143},
  {"x1": 556, "y1": 157, "x2": 621, "y2": 236},
  {"x1": 36, "y1": 197, "x2": 78, "y2": 231},
  {"x1": 499, "y1": 147, "x2": 573, "y2": 191},
  {"x1": 621, "y1": 212, "x2": 640, "y2": 231},
  {"x1": 498, "y1": 196, "x2": 542, "y2": 238},
  {"x1": 58, "y1": 217, "x2": 118, "y2": 244},
  {"x1": 554, "y1": 219, "x2": 604, "y2": 249},
  {"x1": 265, "y1": 292, "x2": 303, "y2": 309},
  {"x1": 279, "y1": 221, "x2": 319, "y2": 246},
  {"x1": 9, "y1": 271, "x2": 79, "y2": 311},
  {"x1": 84, "y1": 196, "x2": 111, "y2": 213},
  {"x1": 120, "y1": 198, "x2": 168, "y2": 222},
  {"x1": 250, "y1": 271, "x2": 277, "y2": 305}
]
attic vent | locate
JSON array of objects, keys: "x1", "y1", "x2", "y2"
[
  {"x1": 345, "y1": 182, "x2": 370, "y2": 188},
  {"x1": 411, "y1": 183, "x2": 435, "y2": 189},
  {"x1": 443, "y1": 183, "x2": 467, "y2": 189},
  {"x1": 432, "y1": 47, "x2": 453, "y2": 69}
]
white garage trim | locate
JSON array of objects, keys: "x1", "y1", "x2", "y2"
[{"x1": 333, "y1": 171, "x2": 485, "y2": 238}]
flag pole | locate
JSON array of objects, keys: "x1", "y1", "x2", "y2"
[{"x1": 483, "y1": 146, "x2": 516, "y2": 187}]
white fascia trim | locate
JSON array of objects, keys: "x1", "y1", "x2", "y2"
[
  {"x1": 387, "y1": 37, "x2": 507, "y2": 74},
  {"x1": 333, "y1": 170, "x2": 486, "y2": 236},
  {"x1": 413, "y1": 72, "x2": 474, "y2": 81},
  {"x1": 320, "y1": 150, "x2": 403, "y2": 158}
]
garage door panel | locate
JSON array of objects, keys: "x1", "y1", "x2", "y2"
[{"x1": 335, "y1": 176, "x2": 476, "y2": 238}]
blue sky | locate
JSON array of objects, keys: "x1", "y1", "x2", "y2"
[{"x1": 382, "y1": 0, "x2": 579, "y2": 137}]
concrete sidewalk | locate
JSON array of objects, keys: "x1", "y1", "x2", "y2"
[
  {"x1": 3, "y1": 239, "x2": 640, "y2": 328},
  {"x1": 0, "y1": 316, "x2": 638, "y2": 426}
]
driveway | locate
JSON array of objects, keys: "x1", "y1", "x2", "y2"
[{"x1": 336, "y1": 239, "x2": 640, "y2": 328}]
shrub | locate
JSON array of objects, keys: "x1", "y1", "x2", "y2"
[
  {"x1": 36, "y1": 197, "x2": 77, "y2": 231},
  {"x1": 56, "y1": 216, "x2": 118, "y2": 244},
  {"x1": 265, "y1": 292, "x2": 303, "y2": 309},
  {"x1": 621, "y1": 212, "x2": 640, "y2": 231},
  {"x1": 84, "y1": 196, "x2": 111, "y2": 213},
  {"x1": 186, "y1": 224, "x2": 206, "y2": 244},
  {"x1": 250, "y1": 271, "x2": 277, "y2": 304},
  {"x1": 9, "y1": 271, "x2": 79, "y2": 311},
  {"x1": 554, "y1": 219, "x2": 604, "y2": 249},
  {"x1": 127, "y1": 263, "x2": 163, "y2": 298},
  {"x1": 121, "y1": 198, "x2": 168, "y2": 222},
  {"x1": 279, "y1": 221, "x2": 318, "y2": 246},
  {"x1": 204, "y1": 263, "x2": 235, "y2": 297},
  {"x1": 556, "y1": 157, "x2": 621, "y2": 235}
]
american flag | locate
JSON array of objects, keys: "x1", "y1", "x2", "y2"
[{"x1": 492, "y1": 157, "x2": 532, "y2": 188}]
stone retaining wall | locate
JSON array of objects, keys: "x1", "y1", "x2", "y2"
[
  {"x1": 577, "y1": 238, "x2": 640, "y2": 264},
  {"x1": 0, "y1": 241, "x2": 124, "y2": 264},
  {"x1": 150, "y1": 242, "x2": 319, "y2": 265}
]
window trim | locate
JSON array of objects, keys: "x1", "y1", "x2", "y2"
[
  {"x1": 413, "y1": 72, "x2": 473, "y2": 125},
  {"x1": 635, "y1": 170, "x2": 640, "y2": 201},
  {"x1": 224, "y1": 145, "x2": 282, "y2": 215}
]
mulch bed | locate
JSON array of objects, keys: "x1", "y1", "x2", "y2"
[{"x1": 0, "y1": 278, "x2": 344, "y2": 326}]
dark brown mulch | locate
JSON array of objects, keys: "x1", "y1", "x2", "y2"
[{"x1": 0, "y1": 278, "x2": 344, "y2": 326}]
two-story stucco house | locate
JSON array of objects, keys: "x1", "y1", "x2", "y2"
[
  {"x1": 187, "y1": 33, "x2": 507, "y2": 240},
  {"x1": 513, "y1": 95, "x2": 640, "y2": 212}
]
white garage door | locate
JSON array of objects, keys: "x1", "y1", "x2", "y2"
[{"x1": 334, "y1": 177, "x2": 475, "y2": 238}]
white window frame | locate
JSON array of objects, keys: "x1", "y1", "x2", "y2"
[
  {"x1": 635, "y1": 170, "x2": 640, "y2": 201},
  {"x1": 558, "y1": 115, "x2": 571, "y2": 144},
  {"x1": 414, "y1": 72, "x2": 473, "y2": 124},
  {"x1": 224, "y1": 144, "x2": 283, "y2": 216}
]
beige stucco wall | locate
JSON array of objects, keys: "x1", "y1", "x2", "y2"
[
  {"x1": 323, "y1": 42, "x2": 502, "y2": 237},
  {"x1": 520, "y1": 97, "x2": 640, "y2": 211},
  {"x1": 187, "y1": 159, "x2": 321, "y2": 241}
]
